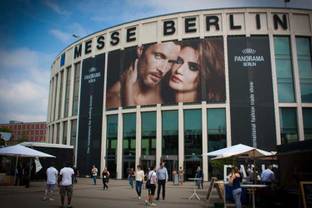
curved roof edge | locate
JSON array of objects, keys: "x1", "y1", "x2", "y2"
[{"x1": 54, "y1": 7, "x2": 312, "y2": 59}]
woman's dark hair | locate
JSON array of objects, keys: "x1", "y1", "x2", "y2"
[
  {"x1": 161, "y1": 38, "x2": 225, "y2": 103},
  {"x1": 198, "y1": 38, "x2": 225, "y2": 102}
]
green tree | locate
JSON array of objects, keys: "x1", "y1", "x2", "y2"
[{"x1": 0, "y1": 127, "x2": 12, "y2": 146}]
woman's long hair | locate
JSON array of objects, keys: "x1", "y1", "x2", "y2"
[
  {"x1": 161, "y1": 38, "x2": 225, "y2": 104},
  {"x1": 198, "y1": 38, "x2": 225, "y2": 102}
]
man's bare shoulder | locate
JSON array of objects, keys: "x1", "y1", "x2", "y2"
[{"x1": 106, "y1": 81, "x2": 121, "y2": 109}]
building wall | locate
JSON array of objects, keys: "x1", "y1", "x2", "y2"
[
  {"x1": 47, "y1": 8, "x2": 312, "y2": 179},
  {"x1": 0, "y1": 121, "x2": 47, "y2": 142}
]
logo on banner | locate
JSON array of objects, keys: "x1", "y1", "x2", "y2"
[
  {"x1": 84, "y1": 67, "x2": 101, "y2": 83},
  {"x1": 234, "y1": 48, "x2": 264, "y2": 68}
]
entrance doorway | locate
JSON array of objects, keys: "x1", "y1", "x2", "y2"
[
  {"x1": 106, "y1": 155, "x2": 116, "y2": 178},
  {"x1": 140, "y1": 155, "x2": 156, "y2": 173},
  {"x1": 184, "y1": 160, "x2": 201, "y2": 180},
  {"x1": 122, "y1": 155, "x2": 135, "y2": 179}
]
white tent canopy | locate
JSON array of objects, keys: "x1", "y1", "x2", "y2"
[
  {"x1": 0, "y1": 144, "x2": 55, "y2": 158},
  {"x1": 203, "y1": 144, "x2": 274, "y2": 160}
]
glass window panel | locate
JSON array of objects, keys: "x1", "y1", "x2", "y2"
[
  {"x1": 303, "y1": 108, "x2": 312, "y2": 140},
  {"x1": 106, "y1": 115, "x2": 117, "y2": 178},
  {"x1": 72, "y1": 62, "x2": 81, "y2": 116},
  {"x1": 296, "y1": 37, "x2": 312, "y2": 103},
  {"x1": 208, "y1": 109, "x2": 226, "y2": 152},
  {"x1": 107, "y1": 115, "x2": 118, "y2": 155},
  {"x1": 56, "y1": 123, "x2": 60, "y2": 143},
  {"x1": 53, "y1": 75, "x2": 58, "y2": 120},
  {"x1": 123, "y1": 113, "x2": 136, "y2": 157},
  {"x1": 184, "y1": 109, "x2": 202, "y2": 159},
  {"x1": 64, "y1": 66, "x2": 71, "y2": 117},
  {"x1": 111, "y1": 140, "x2": 117, "y2": 149},
  {"x1": 70, "y1": 119, "x2": 77, "y2": 150},
  {"x1": 141, "y1": 112, "x2": 156, "y2": 156},
  {"x1": 162, "y1": 110, "x2": 178, "y2": 155},
  {"x1": 274, "y1": 36, "x2": 295, "y2": 102},
  {"x1": 62, "y1": 121, "x2": 67, "y2": 144},
  {"x1": 296, "y1": 38, "x2": 311, "y2": 56},
  {"x1": 58, "y1": 71, "x2": 63, "y2": 119},
  {"x1": 274, "y1": 37, "x2": 291, "y2": 55},
  {"x1": 280, "y1": 108, "x2": 298, "y2": 144}
]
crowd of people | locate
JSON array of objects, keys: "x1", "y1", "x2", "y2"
[
  {"x1": 41, "y1": 161, "x2": 201, "y2": 207},
  {"x1": 227, "y1": 164, "x2": 277, "y2": 208},
  {"x1": 41, "y1": 160, "x2": 277, "y2": 208}
]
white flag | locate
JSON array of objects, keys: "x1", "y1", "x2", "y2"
[{"x1": 35, "y1": 157, "x2": 42, "y2": 173}]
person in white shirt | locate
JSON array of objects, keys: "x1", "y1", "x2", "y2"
[
  {"x1": 91, "y1": 165, "x2": 98, "y2": 185},
  {"x1": 58, "y1": 162, "x2": 74, "y2": 208},
  {"x1": 145, "y1": 166, "x2": 158, "y2": 206},
  {"x1": 135, "y1": 165, "x2": 145, "y2": 199},
  {"x1": 43, "y1": 163, "x2": 58, "y2": 201}
]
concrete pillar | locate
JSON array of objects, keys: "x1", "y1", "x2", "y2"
[
  {"x1": 156, "y1": 104, "x2": 162, "y2": 168},
  {"x1": 116, "y1": 108, "x2": 123, "y2": 179}
]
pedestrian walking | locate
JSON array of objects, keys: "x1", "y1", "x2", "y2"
[
  {"x1": 145, "y1": 165, "x2": 157, "y2": 206},
  {"x1": 156, "y1": 162, "x2": 168, "y2": 200},
  {"x1": 102, "y1": 168, "x2": 110, "y2": 190},
  {"x1": 43, "y1": 162, "x2": 58, "y2": 201},
  {"x1": 58, "y1": 162, "x2": 74, "y2": 208},
  {"x1": 73, "y1": 166, "x2": 79, "y2": 184},
  {"x1": 135, "y1": 165, "x2": 144, "y2": 199},
  {"x1": 128, "y1": 168, "x2": 135, "y2": 189},
  {"x1": 195, "y1": 166, "x2": 204, "y2": 189},
  {"x1": 91, "y1": 165, "x2": 98, "y2": 185},
  {"x1": 178, "y1": 166, "x2": 184, "y2": 185},
  {"x1": 172, "y1": 170, "x2": 178, "y2": 185}
]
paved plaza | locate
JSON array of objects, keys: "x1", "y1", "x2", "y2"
[{"x1": 0, "y1": 178, "x2": 222, "y2": 208}]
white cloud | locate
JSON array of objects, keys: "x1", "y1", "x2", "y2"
[
  {"x1": 0, "y1": 48, "x2": 51, "y2": 123},
  {"x1": 0, "y1": 79, "x2": 49, "y2": 123},
  {"x1": 50, "y1": 29, "x2": 71, "y2": 43},
  {"x1": 70, "y1": 23, "x2": 89, "y2": 38},
  {"x1": 50, "y1": 23, "x2": 89, "y2": 43},
  {"x1": 44, "y1": 0, "x2": 71, "y2": 16},
  {"x1": 89, "y1": 0, "x2": 312, "y2": 24},
  {"x1": 127, "y1": 0, "x2": 312, "y2": 12}
]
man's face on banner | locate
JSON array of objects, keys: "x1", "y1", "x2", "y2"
[{"x1": 137, "y1": 42, "x2": 180, "y2": 87}]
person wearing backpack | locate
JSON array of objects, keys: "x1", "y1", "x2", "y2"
[{"x1": 145, "y1": 166, "x2": 157, "y2": 206}]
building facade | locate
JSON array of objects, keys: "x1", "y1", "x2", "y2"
[
  {"x1": 0, "y1": 121, "x2": 47, "y2": 142},
  {"x1": 47, "y1": 8, "x2": 312, "y2": 180}
]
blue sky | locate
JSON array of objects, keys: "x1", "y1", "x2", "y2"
[{"x1": 0, "y1": 0, "x2": 311, "y2": 123}]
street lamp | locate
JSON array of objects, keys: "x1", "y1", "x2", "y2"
[{"x1": 72, "y1": 34, "x2": 80, "y2": 39}]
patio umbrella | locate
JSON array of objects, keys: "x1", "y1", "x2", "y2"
[
  {"x1": 204, "y1": 143, "x2": 275, "y2": 184},
  {"x1": 0, "y1": 144, "x2": 55, "y2": 158},
  {"x1": 203, "y1": 144, "x2": 274, "y2": 160},
  {"x1": 0, "y1": 144, "x2": 55, "y2": 184}
]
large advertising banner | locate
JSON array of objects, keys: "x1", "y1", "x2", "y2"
[
  {"x1": 77, "y1": 53, "x2": 105, "y2": 175},
  {"x1": 106, "y1": 38, "x2": 225, "y2": 109},
  {"x1": 228, "y1": 36, "x2": 276, "y2": 150}
]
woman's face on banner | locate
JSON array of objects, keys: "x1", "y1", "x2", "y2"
[
  {"x1": 169, "y1": 46, "x2": 200, "y2": 92},
  {"x1": 138, "y1": 42, "x2": 180, "y2": 87}
]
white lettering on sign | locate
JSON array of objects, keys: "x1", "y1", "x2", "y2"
[
  {"x1": 249, "y1": 81, "x2": 257, "y2": 147},
  {"x1": 234, "y1": 48, "x2": 264, "y2": 68},
  {"x1": 86, "y1": 95, "x2": 93, "y2": 154}
]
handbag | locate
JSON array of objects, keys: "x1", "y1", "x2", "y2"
[{"x1": 145, "y1": 173, "x2": 152, "y2": 189}]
